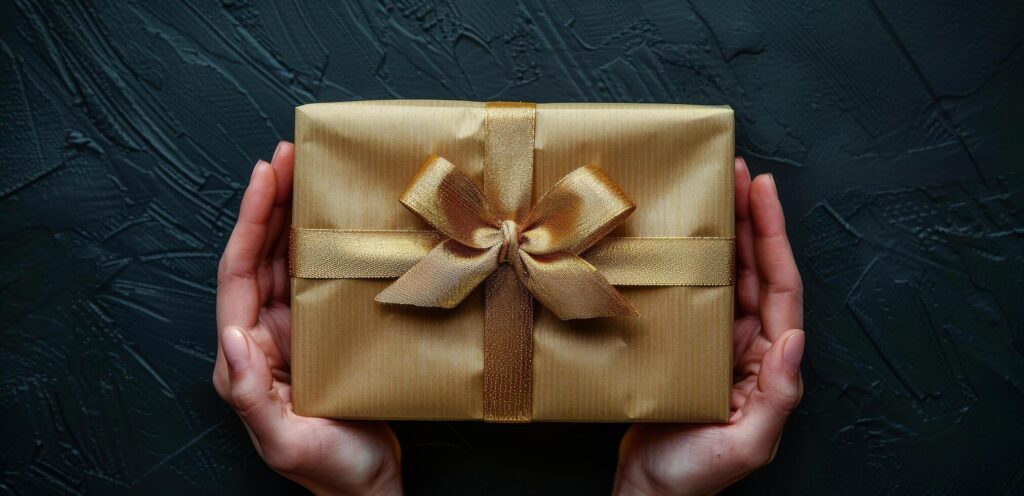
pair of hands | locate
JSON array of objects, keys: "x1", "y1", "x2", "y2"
[{"x1": 213, "y1": 141, "x2": 804, "y2": 495}]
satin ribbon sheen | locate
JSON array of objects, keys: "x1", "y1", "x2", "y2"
[{"x1": 289, "y1": 102, "x2": 735, "y2": 422}]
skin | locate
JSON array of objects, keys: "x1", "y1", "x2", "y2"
[{"x1": 215, "y1": 143, "x2": 802, "y2": 495}]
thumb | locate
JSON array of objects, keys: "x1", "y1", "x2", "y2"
[
  {"x1": 757, "y1": 329, "x2": 804, "y2": 408},
  {"x1": 221, "y1": 326, "x2": 290, "y2": 448},
  {"x1": 734, "y1": 329, "x2": 804, "y2": 466}
]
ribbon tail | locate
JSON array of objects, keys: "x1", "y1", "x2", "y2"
[
  {"x1": 376, "y1": 240, "x2": 499, "y2": 309},
  {"x1": 519, "y1": 251, "x2": 638, "y2": 319},
  {"x1": 483, "y1": 265, "x2": 534, "y2": 422}
]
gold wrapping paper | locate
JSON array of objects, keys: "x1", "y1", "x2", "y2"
[{"x1": 291, "y1": 100, "x2": 735, "y2": 422}]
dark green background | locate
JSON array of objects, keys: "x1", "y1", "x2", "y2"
[{"x1": 2, "y1": 0, "x2": 1022, "y2": 494}]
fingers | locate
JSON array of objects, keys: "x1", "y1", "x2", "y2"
[
  {"x1": 733, "y1": 158, "x2": 761, "y2": 360},
  {"x1": 734, "y1": 158, "x2": 759, "y2": 318},
  {"x1": 217, "y1": 160, "x2": 278, "y2": 330},
  {"x1": 261, "y1": 141, "x2": 295, "y2": 262},
  {"x1": 734, "y1": 329, "x2": 804, "y2": 467},
  {"x1": 219, "y1": 326, "x2": 290, "y2": 447},
  {"x1": 214, "y1": 144, "x2": 293, "y2": 406},
  {"x1": 750, "y1": 174, "x2": 803, "y2": 340},
  {"x1": 267, "y1": 141, "x2": 296, "y2": 304},
  {"x1": 271, "y1": 141, "x2": 295, "y2": 206}
]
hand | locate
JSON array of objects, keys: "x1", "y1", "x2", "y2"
[
  {"x1": 613, "y1": 158, "x2": 805, "y2": 496},
  {"x1": 213, "y1": 141, "x2": 403, "y2": 495}
]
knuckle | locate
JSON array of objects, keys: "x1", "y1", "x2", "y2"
[
  {"x1": 212, "y1": 369, "x2": 229, "y2": 400},
  {"x1": 231, "y1": 387, "x2": 263, "y2": 415},
  {"x1": 765, "y1": 281, "x2": 800, "y2": 297},
  {"x1": 768, "y1": 393, "x2": 800, "y2": 418},
  {"x1": 780, "y1": 380, "x2": 804, "y2": 409},
  {"x1": 217, "y1": 258, "x2": 254, "y2": 288},
  {"x1": 215, "y1": 273, "x2": 231, "y2": 294},
  {"x1": 217, "y1": 254, "x2": 234, "y2": 282}
]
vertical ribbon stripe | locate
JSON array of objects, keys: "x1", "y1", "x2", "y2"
[
  {"x1": 482, "y1": 102, "x2": 537, "y2": 422},
  {"x1": 483, "y1": 102, "x2": 535, "y2": 222}
]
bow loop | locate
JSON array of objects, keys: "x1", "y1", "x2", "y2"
[
  {"x1": 519, "y1": 166, "x2": 635, "y2": 255},
  {"x1": 399, "y1": 155, "x2": 501, "y2": 249}
]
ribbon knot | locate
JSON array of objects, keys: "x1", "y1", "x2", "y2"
[
  {"x1": 497, "y1": 220, "x2": 520, "y2": 266},
  {"x1": 374, "y1": 155, "x2": 639, "y2": 320}
]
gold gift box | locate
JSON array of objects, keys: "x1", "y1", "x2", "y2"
[{"x1": 291, "y1": 100, "x2": 734, "y2": 422}]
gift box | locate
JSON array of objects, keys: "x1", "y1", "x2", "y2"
[{"x1": 289, "y1": 100, "x2": 735, "y2": 422}]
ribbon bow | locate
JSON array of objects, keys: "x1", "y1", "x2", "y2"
[{"x1": 375, "y1": 155, "x2": 638, "y2": 319}]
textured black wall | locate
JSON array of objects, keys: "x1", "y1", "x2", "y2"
[{"x1": 2, "y1": 1, "x2": 1022, "y2": 494}]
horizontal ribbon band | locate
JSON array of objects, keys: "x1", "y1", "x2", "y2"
[{"x1": 290, "y1": 228, "x2": 735, "y2": 286}]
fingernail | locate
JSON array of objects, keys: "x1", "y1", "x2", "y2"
[
  {"x1": 271, "y1": 140, "x2": 284, "y2": 164},
  {"x1": 222, "y1": 326, "x2": 250, "y2": 371},
  {"x1": 736, "y1": 157, "x2": 750, "y2": 178},
  {"x1": 783, "y1": 330, "x2": 804, "y2": 374},
  {"x1": 250, "y1": 160, "x2": 270, "y2": 180}
]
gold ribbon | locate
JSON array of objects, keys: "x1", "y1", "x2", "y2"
[{"x1": 289, "y1": 102, "x2": 735, "y2": 422}]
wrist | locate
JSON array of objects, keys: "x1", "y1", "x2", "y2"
[
  {"x1": 613, "y1": 458, "x2": 668, "y2": 496},
  {"x1": 297, "y1": 453, "x2": 403, "y2": 496},
  {"x1": 353, "y1": 468, "x2": 403, "y2": 496},
  {"x1": 306, "y1": 469, "x2": 402, "y2": 496}
]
